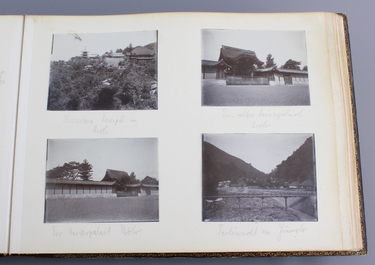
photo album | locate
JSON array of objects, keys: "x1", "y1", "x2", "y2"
[{"x1": 0, "y1": 12, "x2": 366, "y2": 256}]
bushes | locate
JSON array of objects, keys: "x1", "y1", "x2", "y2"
[{"x1": 47, "y1": 58, "x2": 157, "y2": 110}]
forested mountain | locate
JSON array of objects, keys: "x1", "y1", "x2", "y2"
[
  {"x1": 202, "y1": 141, "x2": 267, "y2": 195},
  {"x1": 202, "y1": 136, "x2": 315, "y2": 195},
  {"x1": 269, "y1": 136, "x2": 315, "y2": 187}
]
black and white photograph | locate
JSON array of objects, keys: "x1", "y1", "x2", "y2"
[
  {"x1": 202, "y1": 133, "x2": 317, "y2": 222},
  {"x1": 202, "y1": 30, "x2": 310, "y2": 106},
  {"x1": 44, "y1": 138, "x2": 159, "y2": 223},
  {"x1": 47, "y1": 31, "x2": 157, "y2": 111}
]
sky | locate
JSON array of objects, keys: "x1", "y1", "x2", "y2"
[
  {"x1": 50, "y1": 31, "x2": 157, "y2": 61},
  {"x1": 202, "y1": 30, "x2": 308, "y2": 68},
  {"x1": 204, "y1": 133, "x2": 313, "y2": 174},
  {"x1": 46, "y1": 138, "x2": 158, "y2": 181}
]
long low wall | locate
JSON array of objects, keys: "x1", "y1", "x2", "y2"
[
  {"x1": 46, "y1": 193, "x2": 117, "y2": 200},
  {"x1": 226, "y1": 76, "x2": 269, "y2": 85}
]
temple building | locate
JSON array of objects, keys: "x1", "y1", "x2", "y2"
[
  {"x1": 202, "y1": 45, "x2": 308, "y2": 85},
  {"x1": 126, "y1": 46, "x2": 156, "y2": 64},
  {"x1": 102, "y1": 169, "x2": 159, "y2": 197}
]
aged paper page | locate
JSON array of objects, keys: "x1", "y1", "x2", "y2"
[
  {"x1": 0, "y1": 16, "x2": 24, "y2": 254},
  {"x1": 10, "y1": 12, "x2": 350, "y2": 253}
]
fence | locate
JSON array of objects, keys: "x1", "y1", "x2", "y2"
[{"x1": 226, "y1": 76, "x2": 269, "y2": 85}]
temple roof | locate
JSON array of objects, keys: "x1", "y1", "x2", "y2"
[
  {"x1": 300, "y1": 180, "x2": 314, "y2": 186},
  {"x1": 219, "y1": 45, "x2": 264, "y2": 65},
  {"x1": 102, "y1": 169, "x2": 128, "y2": 182},
  {"x1": 276, "y1": 68, "x2": 308, "y2": 74},
  {"x1": 46, "y1": 178, "x2": 115, "y2": 186},
  {"x1": 202, "y1": 59, "x2": 232, "y2": 68},
  {"x1": 130, "y1": 46, "x2": 155, "y2": 56},
  {"x1": 126, "y1": 183, "x2": 159, "y2": 188}
]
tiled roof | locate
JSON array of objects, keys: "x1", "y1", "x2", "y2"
[
  {"x1": 276, "y1": 68, "x2": 308, "y2": 74},
  {"x1": 102, "y1": 169, "x2": 128, "y2": 181},
  {"x1": 299, "y1": 180, "x2": 314, "y2": 186},
  {"x1": 46, "y1": 178, "x2": 115, "y2": 186},
  {"x1": 130, "y1": 46, "x2": 155, "y2": 56},
  {"x1": 202, "y1": 59, "x2": 232, "y2": 68},
  {"x1": 219, "y1": 45, "x2": 263, "y2": 65}
]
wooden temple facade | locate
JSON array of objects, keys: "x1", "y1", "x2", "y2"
[{"x1": 202, "y1": 45, "x2": 308, "y2": 85}]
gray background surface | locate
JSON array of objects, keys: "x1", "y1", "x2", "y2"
[{"x1": 0, "y1": 0, "x2": 373, "y2": 264}]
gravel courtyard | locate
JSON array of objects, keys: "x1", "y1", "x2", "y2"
[
  {"x1": 202, "y1": 80, "x2": 310, "y2": 106},
  {"x1": 45, "y1": 195, "x2": 159, "y2": 223}
]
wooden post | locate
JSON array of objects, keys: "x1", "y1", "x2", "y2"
[{"x1": 284, "y1": 197, "x2": 288, "y2": 211}]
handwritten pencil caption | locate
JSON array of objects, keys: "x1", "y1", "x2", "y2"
[
  {"x1": 217, "y1": 224, "x2": 307, "y2": 241},
  {"x1": 222, "y1": 108, "x2": 304, "y2": 128},
  {"x1": 52, "y1": 225, "x2": 141, "y2": 238},
  {"x1": 62, "y1": 114, "x2": 137, "y2": 135}
]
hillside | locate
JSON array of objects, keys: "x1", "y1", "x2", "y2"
[
  {"x1": 202, "y1": 141, "x2": 267, "y2": 195},
  {"x1": 269, "y1": 136, "x2": 315, "y2": 187},
  {"x1": 143, "y1": 42, "x2": 156, "y2": 52}
]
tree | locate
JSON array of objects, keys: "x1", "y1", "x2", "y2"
[
  {"x1": 265, "y1": 54, "x2": 276, "y2": 68},
  {"x1": 79, "y1": 159, "x2": 93, "y2": 180},
  {"x1": 302, "y1": 65, "x2": 308, "y2": 71},
  {"x1": 129, "y1": 172, "x2": 139, "y2": 184},
  {"x1": 124, "y1": 43, "x2": 133, "y2": 53},
  {"x1": 46, "y1": 160, "x2": 93, "y2": 181},
  {"x1": 281, "y1": 59, "x2": 301, "y2": 70}
]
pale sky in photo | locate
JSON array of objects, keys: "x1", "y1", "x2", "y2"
[
  {"x1": 51, "y1": 31, "x2": 157, "y2": 61},
  {"x1": 46, "y1": 138, "x2": 158, "y2": 181},
  {"x1": 204, "y1": 133, "x2": 313, "y2": 174},
  {"x1": 202, "y1": 30, "x2": 308, "y2": 68}
]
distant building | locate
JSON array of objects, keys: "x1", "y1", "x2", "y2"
[
  {"x1": 110, "y1": 52, "x2": 125, "y2": 58},
  {"x1": 299, "y1": 180, "x2": 315, "y2": 190},
  {"x1": 289, "y1": 181, "x2": 299, "y2": 189},
  {"x1": 126, "y1": 183, "x2": 159, "y2": 196},
  {"x1": 101, "y1": 169, "x2": 159, "y2": 196},
  {"x1": 81, "y1": 50, "x2": 89, "y2": 58}
]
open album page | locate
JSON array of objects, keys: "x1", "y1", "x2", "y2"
[
  {"x1": 10, "y1": 12, "x2": 359, "y2": 254},
  {"x1": 0, "y1": 16, "x2": 24, "y2": 254}
]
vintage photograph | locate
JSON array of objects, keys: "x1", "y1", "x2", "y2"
[
  {"x1": 47, "y1": 31, "x2": 157, "y2": 111},
  {"x1": 202, "y1": 30, "x2": 310, "y2": 106},
  {"x1": 202, "y1": 133, "x2": 317, "y2": 222},
  {"x1": 44, "y1": 138, "x2": 159, "y2": 223}
]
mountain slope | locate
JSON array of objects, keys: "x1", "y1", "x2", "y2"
[
  {"x1": 269, "y1": 136, "x2": 315, "y2": 187},
  {"x1": 202, "y1": 141, "x2": 267, "y2": 195}
]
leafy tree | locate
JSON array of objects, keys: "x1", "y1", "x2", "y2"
[
  {"x1": 281, "y1": 59, "x2": 301, "y2": 70},
  {"x1": 46, "y1": 160, "x2": 93, "y2": 181},
  {"x1": 265, "y1": 54, "x2": 276, "y2": 68},
  {"x1": 302, "y1": 65, "x2": 308, "y2": 71},
  {"x1": 124, "y1": 43, "x2": 133, "y2": 53},
  {"x1": 79, "y1": 159, "x2": 93, "y2": 180}
]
